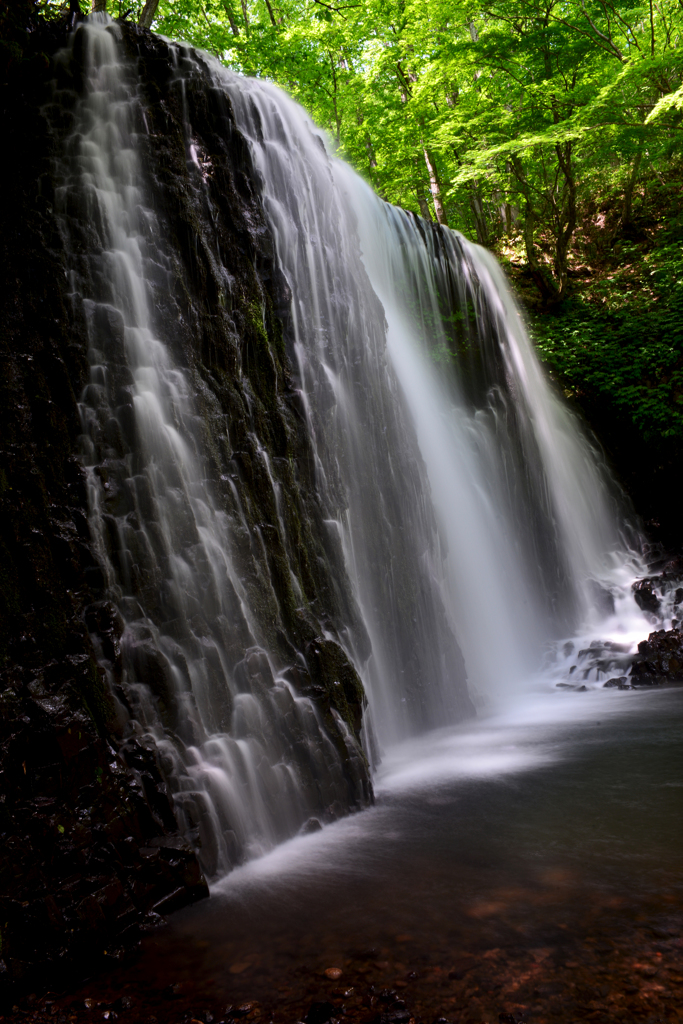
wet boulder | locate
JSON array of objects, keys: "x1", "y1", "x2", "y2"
[
  {"x1": 631, "y1": 628, "x2": 683, "y2": 685},
  {"x1": 574, "y1": 639, "x2": 632, "y2": 681},
  {"x1": 631, "y1": 569, "x2": 683, "y2": 622},
  {"x1": 632, "y1": 578, "x2": 662, "y2": 615}
]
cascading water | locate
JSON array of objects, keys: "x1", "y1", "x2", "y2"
[
  {"x1": 210, "y1": 66, "x2": 647, "y2": 704},
  {"x1": 48, "y1": 16, "x2": 650, "y2": 881},
  {"x1": 340, "y1": 189, "x2": 647, "y2": 699},
  {"x1": 220, "y1": 73, "x2": 472, "y2": 745},
  {"x1": 51, "y1": 17, "x2": 370, "y2": 879}
]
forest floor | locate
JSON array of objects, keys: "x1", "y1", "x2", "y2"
[
  {"x1": 497, "y1": 169, "x2": 683, "y2": 318},
  {"x1": 493, "y1": 166, "x2": 683, "y2": 551}
]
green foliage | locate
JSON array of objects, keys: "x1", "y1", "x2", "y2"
[
  {"x1": 36, "y1": 0, "x2": 682, "y2": 299},
  {"x1": 140, "y1": 0, "x2": 683, "y2": 451},
  {"x1": 24, "y1": 0, "x2": 683, "y2": 486},
  {"x1": 146, "y1": 0, "x2": 683, "y2": 266},
  {"x1": 532, "y1": 240, "x2": 683, "y2": 442}
]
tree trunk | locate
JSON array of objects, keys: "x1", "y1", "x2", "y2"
[
  {"x1": 423, "y1": 148, "x2": 447, "y2": 226},
  {"x1": 523, "y1": 205, "x2": 558, "y2": 305},
  {"x1": 418, "y1": 195, "x2": 433, "y2": 220},
  {"x1": 620, "y1": 149, "x2": 643, "y2": 229},
  {"x1": 510, "y1": 155, "x2": 555, "y2": 302},
  {"x1": 469, "y1": 188, "x2": 488, "y2": 246},
  {"x1": 365, "y1": 133, "x2": 377, "y2": 169},
  {"x1": 220, "y1": 0, "x2": 241, "y2": 34},
  {"x1": 240, "y1": 0, "x2": 250, "y2": 35},
  {"x1": 139, "y1": 0, "x2": 159, "y2": 28},
  {"x1": 554, "y1": 230, "x2": 570, "y2": 297},
  {"x1": 329, "y1": 55, "x2": 341, "y2": 146},
  {"x1": 553, "y1": 141, "x2": 577, "y2": 298}
]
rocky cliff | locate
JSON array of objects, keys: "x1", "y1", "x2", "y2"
[{"x1": 0, "y1": 14, "x2": 372, "y2": 997}]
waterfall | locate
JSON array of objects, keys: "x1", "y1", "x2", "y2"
[
  {"x1": 49, "y1": 17, "x2": 644, "y2": 880},
  {"x1": 342, "y1": 191, "x2": 644, "y2": 699},
  {"x1": 210, "y1": 67, "x2": 643, "y2": 704},
  {"x1": 52, "y1": 17, "x2": 370, "y2": 880}
]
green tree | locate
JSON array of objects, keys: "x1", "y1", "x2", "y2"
[{"x1": 45, "y1": 0, "x2": 683, "y2": 302}]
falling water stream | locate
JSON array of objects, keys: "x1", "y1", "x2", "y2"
[
  {"x1": 212, "y1": 68, "x2": 651, "y2": 709},
  {"x1": 53, "y1": 17, "x2": 369, "y2": 879},
  {"x1": 50, "y1": 16, "x2": 665, "y2": 894}
]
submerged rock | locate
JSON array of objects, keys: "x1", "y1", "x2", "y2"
[
  {"x1": 305, "y1": 1002, "x2": 337, "y2": 1024},
  {"x1": 573, "y1": 640, "x2": 632, "y2": 681},
  {"x1": 603, "y1": 677, "x2": 631, "y2": 689}
]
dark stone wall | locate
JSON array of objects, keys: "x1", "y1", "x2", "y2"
[
  {"x1": 0, "y1": 15, "x2": 371, "y2": 998},
  {"x1": 0, "y1": 17, "x2": 209, "y2": 999}
]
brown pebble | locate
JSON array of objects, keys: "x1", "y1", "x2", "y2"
[
  {"x1": 324, "y1": 968, "x2": 343, "y2": 980},
  {"x1": 229, "y1": 963, "x2": 251, "y2": 975}
]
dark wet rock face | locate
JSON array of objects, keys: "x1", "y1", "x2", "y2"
[
  {"x1": 631, "y1": 571, "x2": 683, "y2": 624},
  {"x1": 625, "y1": 568, "x2": 683, "y2": 683},
  {"x1": 1, "y1": 17, "x2": 209, "y2": 994},
  {"x1": 631, "y1": 629, "x2": 683, "y2": 685},
  {"x1": 632, "y1": 578, "x2": 661, "y2": 615},
  {"x1": 0, "y1": 16, "x2": 374, "y2": 995}
]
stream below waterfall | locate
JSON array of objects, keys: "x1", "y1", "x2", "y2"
[{"x1": 58, "y1": 685, "x2": 683, "y2": 1024}]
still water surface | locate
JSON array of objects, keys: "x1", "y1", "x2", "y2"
[{"x1": 109, "y1": 687, "x2": 683, "y2": 1018}]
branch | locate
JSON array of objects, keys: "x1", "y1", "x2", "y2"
[
  {"x1": 576, "y1": 118, "x2": 683, "y2": 131},
  {"x1": 654, "y1": 1, "x2": 673, "y2": 52},
  {"x1": 312, "y1": 0, "x2": 360, "y2": 14},
  {"x1": 601, "y1": 0, "x2": 642, "y2": 51},
  {"x1": 473, "y1": 56, "x2": 530, "y2": 87},
  {"x1": 221, "y1": 0, "x2": 240, "y2": 35},
  {"x1": 200, "y1": 3, "x2": 212, "y2": 31},
  {"x1": 579, "y1": 0, "x2": 625, "y2": 59},
  {"x1": 479, "y1": 7, "x2": 529, "y2": 32},
  {"x1": 548, "y1": 12, "x2": 624, "y2": 61},
  {"x1": 396, "y1": 61, "x2": 413, "y2": 97}
]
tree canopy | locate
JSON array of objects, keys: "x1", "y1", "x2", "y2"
[{"x1": 108, "y1": 0, "x2": 683, "y2": 301}]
